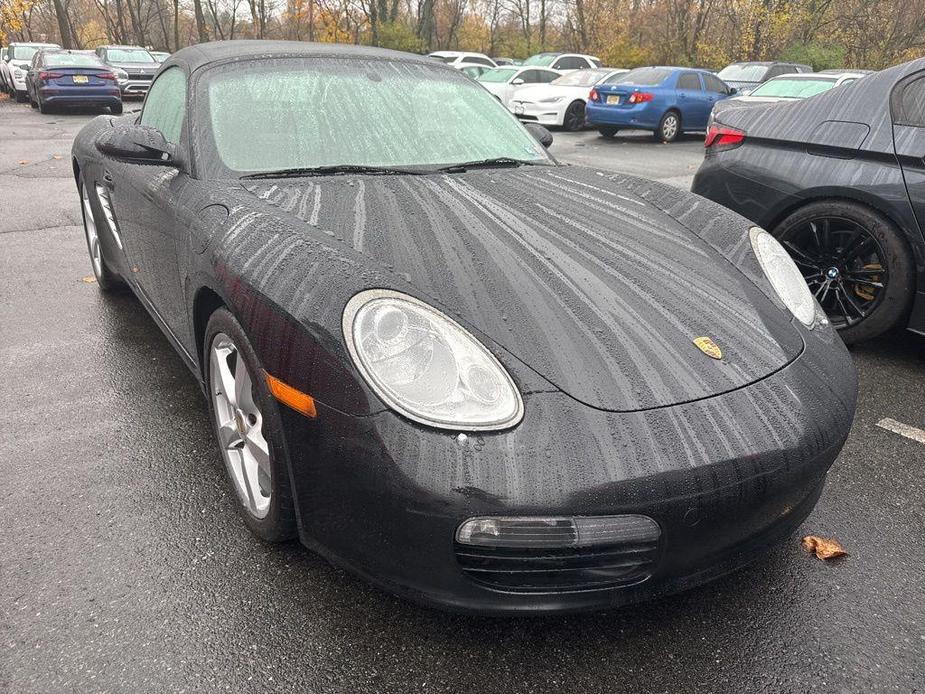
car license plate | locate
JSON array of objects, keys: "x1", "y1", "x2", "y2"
[
  {"x1": 73, "y1": 75, "x2": 89, "y2": 84},
  {"x1": 606, "y1": 95, "x2": 620, "y2": 105}
]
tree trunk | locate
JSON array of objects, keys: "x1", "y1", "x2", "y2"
[
  {"x1": 50, "y1": 0, "x2": 74, "y2": 47},
  {"x1": 192, "y1": 0, "x2": 209, "y2": 42}
]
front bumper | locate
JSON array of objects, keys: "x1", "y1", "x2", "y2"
[
  {"x1": 119, "y1": 80, "x2": 151, "y2": 97},
  {"x1": 282, "y1": 321, "x2": 856, "y2": 614},
  {"x1": 512, "y1": 101, "x2": 565, "y2": 126}
]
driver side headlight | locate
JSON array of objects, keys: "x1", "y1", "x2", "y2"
[
  {"x1": 749, "y1": 227, "x2": 816, "y2": 327},
  {"x1": 538, "y1": 95, "x2": 564, "y2": 103},
  {"x1": 343, "y1": 289, "x2": 524, "y2": 431}
]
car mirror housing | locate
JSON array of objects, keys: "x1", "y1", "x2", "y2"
[
  {"x1": 729, "y1": 87, "x2": 737, "y2": 95},
  {"x1": 524, "y1": 122, "x2": 553, "y2": 148},
  {"x1": 96, "y1": 124, "x2": 176, "y2": 165},
  {"x1": 512, "y1": 77, "x2": 524, "y2": 85}
]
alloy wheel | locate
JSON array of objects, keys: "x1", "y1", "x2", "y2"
[
  {"x1": 564, "y1": 102, "x2": 586, "y2": 131},
  {"x1": 210, "y1": 334, "x2": 272, "y2": 519},
  {"x1": 777, "y1": 216, "x2": 887, "y2": 328},
  {"x1": 661, "y1": 114, "x2": 679, "y2": 140},
  {"x1": 81, "y1": 183, "x2": 103, "y2": 279}
]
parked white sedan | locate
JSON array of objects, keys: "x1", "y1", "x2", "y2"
[
  {"x1": 509, "y1": 68, "x2": 628, "y2": 130},
  {"x1": 428, "y1": 51, "x2": 496, "y2": 69},
  {"x1": 477, "y1": 66, "x2": 560, "y2": 108}
]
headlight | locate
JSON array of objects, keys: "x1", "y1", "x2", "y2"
[
  {"x1": 116, "y1": 69, "x2": 128, "y2": 82},
  {"x1": 342, "y1": 289, "x2": 524, "y2": 431},
  {"x1": 538, "y1": 96, "x2": 563, "y2": 103},
  {"x1": 749, "y1": 227, "x2": 816, "y2": 327}
]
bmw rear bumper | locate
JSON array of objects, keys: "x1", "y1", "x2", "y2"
[{"x1": 283, "y1": 322, "x2": 856, "y2": 614}]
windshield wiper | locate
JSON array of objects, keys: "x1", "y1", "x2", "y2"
[
  {"x1": 434, "y1": 157, "x2": 541, "y2": 173},
  {"x1": 241, "y1": 164, "x2": 424, "y2": 179}
]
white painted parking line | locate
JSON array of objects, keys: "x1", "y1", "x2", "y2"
[{"x1": 876, "y1": 418, "x2": 925, "y2": 444}]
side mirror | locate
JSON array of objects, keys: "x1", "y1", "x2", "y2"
[
  {"x1": 96, "y1": 124, "x2": 175, "y2": 164},
  {"x1": 524, "y1": 122, "x2": 553, "y2": 148},
  {"x1": 729, "y1": 87, "x2": 737, "y2": 95},
  {"x1": 512, "y1": 78, "x2": 525, "y2": 86}
]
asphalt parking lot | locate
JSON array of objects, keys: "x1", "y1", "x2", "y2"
[{"x1": 1, "y1": 95, "x2": 924, "y2": 694}]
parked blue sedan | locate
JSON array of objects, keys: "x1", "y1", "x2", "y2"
[
  {"x1": 586, "y1": 66, "x2": 733, "y2": 142},
  {"x1": 25, "y1": 49, "x2": 122, "y2": 114}
]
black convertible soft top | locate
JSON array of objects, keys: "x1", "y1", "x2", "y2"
[{"x1": 164, "y1": 39, "x2": 438, "y2": 74}]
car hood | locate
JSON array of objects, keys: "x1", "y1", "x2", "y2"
[
  {"x1": 238, "y1": 166, "x2": 802, "y2": 412},
  {"x1": 109, "y1": 62, "x2": 158, "y2": 73}
]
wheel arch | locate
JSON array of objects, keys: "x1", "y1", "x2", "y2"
[{"x1": 192, "y1": 285, "x2": 228, "y2": 378}]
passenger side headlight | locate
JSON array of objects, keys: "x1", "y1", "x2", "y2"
[
  {"x1": 343, "y1": 289, "x2": 524, "y2": 431},
  {"x1": 749, "y1": 227, "x2": 816, "y2": 327}
]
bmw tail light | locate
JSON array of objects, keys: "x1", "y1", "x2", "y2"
[
  {"x1": 705, "y1": 123, "x2": 746, "y2": 151},
  {"x1": 588, "y1": 88, "x2": 599, "y2": 102},
  {"x1": 628, "y1": 91, "x2": 654, "y2": 104}
]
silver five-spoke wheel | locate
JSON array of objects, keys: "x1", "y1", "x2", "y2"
[
  {"x1": 210, "y1": 333, "x2": 272, "y2": 519},
  {"x1": 81, "y1": 182, "x2": 103, "y2": 279}
]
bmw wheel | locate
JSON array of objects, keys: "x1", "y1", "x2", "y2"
[
  {"x1": 655, "y1": 111, "x2": 680, "y2": 142},
  {"x1": 78, "y1": 176, "x2": 121, "y2": 291},
  {"x1": 205, "y1": 308, "x2": 297, "y2": 541},
  {"x1": 773, "y1": 200, "x2": 915, "y2": 343}
]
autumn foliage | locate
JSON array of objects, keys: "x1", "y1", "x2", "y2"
[{"x1": 2, "y1": 0, "x2": 924, "y2": 70}]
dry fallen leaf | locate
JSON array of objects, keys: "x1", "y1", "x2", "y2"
[
  {"x1": 52, "y1": 155, "x2": 62, "y2": 160},
  {"x1": 80, "y1": 276, "x2": 97, "y2": 284},
  {"x1": 19, "y1": 160, "x2": 28, "y2": 165},
  {"x1": 802, "y1": 535, "x2": 847, "y2": 560}
]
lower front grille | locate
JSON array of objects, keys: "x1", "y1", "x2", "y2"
[{"x1": 455, "y1": 541, "x2": 659, "y2": 593}]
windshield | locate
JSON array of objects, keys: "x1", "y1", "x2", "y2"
[
  {"x1": 523, "y1": 54, "x2": 557, "y2": 67},
  {"x1": 151, "y1": 52, "x2": 170, "y2": 61},
  {"x1": 552, "y1": 69, "x2": 611, "y2": 87},
  {"x1": 749, "y1": 76, "x2": 836, "y2": 98},
  {"x1": 106, "y1": 48, "x2": 155, "y2": 63},
  {"x1": 10, "y1": 46, "x2": 44, "y2": 61},
  {"x1": 606, "y1": 67, "x2": 670, "y2": 86},
  {"x1": 202, "y1": 58, "x2": 550, "y2": 175},
  {"x1": 717, "y1": 64, "x2": 768, "y2": 82},
  {"x1": 478, "y1": 67, "x2": 517, "y2": 83},
  {"x1": 45, "y1": 53, "x2": 104, "y2": 68}
]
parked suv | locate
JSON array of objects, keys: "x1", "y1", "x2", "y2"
[
  {"x1": 716, "y1": 61, "x2": 812, "y2": 95},
  {"x1": 3, "y1": 42, "x2": 61, "y2": 101},
  {"x1": 94, "y1": 45, "x2": 159, "y2": 98}
]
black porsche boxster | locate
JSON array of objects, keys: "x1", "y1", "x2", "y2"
[
  {"x1": 693, "y1": 59, "x2": 925, "y2": 344},
  {"x1": 72, "y1": 41, "x2": 857, "y2": 614}
]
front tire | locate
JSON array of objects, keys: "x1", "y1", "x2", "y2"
[
  {"x1": 110, "y1": 102, "x2": 123, "y2": 115},
  {"x1": 563, "y1": 100, "x2": 586, "y2": 131},
  {"x1": 773, "y1": 200, "x2": 915, "y2": 343},
  {"x1": 655, "y1": 110, "x2": 681, "y2": 142},
  {"x1": 78, "y1": 175, "x2": 121, "y2": 291},
  {"x1": 204, "y1": 308, "x2": 297, "y2": 542}
]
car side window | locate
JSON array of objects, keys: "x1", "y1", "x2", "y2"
[
  {"x1": 519, "y1": 70, "x2": 538, "y2": 83},
  {"x1": 893, "y1": 76, "x2": 925, "y2": 128},
  {"x1": 767, "y1": 66, "x2": 788, "y2": 79},
  {"x1": 677, "y1": 73, "x2": 702, "y2": 90},
  {"x1": 471, "y1": 57, "x2": 492, "y2": 67},
  {"x1": 541, "y1": 70, "x2": 558, "y2": 82},
  {"x1": 140, "y1": 67, "x2": 187, "y2": 145},
  {"x1": 704, "y1": 74, "x2": 728, "y2": 94}
]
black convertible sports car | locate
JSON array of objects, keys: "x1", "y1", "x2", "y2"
[
  {"x1": 72, "y1": 41, "x2": 857, "y2": 614},
  {"x1": 693, "y1": 59, "x2": 925, "y2": 344}
]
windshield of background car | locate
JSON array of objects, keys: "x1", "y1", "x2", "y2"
[
  {"x1": 717, "y1": 64, "x2": 768, "y2": 82},
  {"x1": 478, "y1": 67, "x2": 517, "y2": 83},
  {"x1": 201, "y1": 58, "x2": 551, "y2": 175},
  {"x1": 45, "y1": 53, "x2": 104, "y2": 68},
  {"x1": 523, "y1": 54, "x2": 556, "y2": 66},
  {"x1": 750, "y1": 76, "x2": 837, "y2": 98},
  {"x1": 10, "y1": 46, "x2": 41, "y2": 61},
  {"x1": 606, "y1": 67, "x2": 670, "y2": 86},
  {"x1": 107, "y1": 49, "x2": 155, "y2": 63},
  {"x1": 552, "y1": 69, "x2": 610, "y2": 86}
]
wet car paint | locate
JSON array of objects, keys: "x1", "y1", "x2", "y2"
[{"x1": 69, "y1": 40, "x2": 858, "y2": 613}]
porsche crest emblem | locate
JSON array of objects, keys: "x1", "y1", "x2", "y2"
[{"x1": 693, "y1": 336, "x2": 723, "y2": 360}]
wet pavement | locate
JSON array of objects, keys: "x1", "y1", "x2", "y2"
[{"x1": 1, "y1": 96, "x2": 923, "y2": 693}]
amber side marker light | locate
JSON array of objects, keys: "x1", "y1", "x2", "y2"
[{"x1": 265, "y1": 372, "x2": 317, "y2": 418}]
